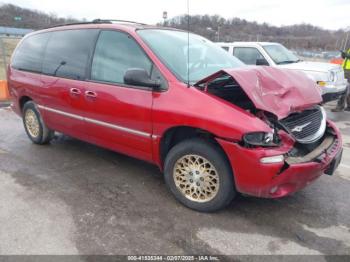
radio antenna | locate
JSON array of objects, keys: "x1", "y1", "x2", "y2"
[{"x1": 187, "y1": 0, "x2": 190, "y2": 88}]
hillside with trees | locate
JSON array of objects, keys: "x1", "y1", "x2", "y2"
[
  {"x1": 0, "y1": 3, "x2": 80, "y2": 29},
  {"x1": 164, "y1": 15, "x2": 349, "y2": 51}
]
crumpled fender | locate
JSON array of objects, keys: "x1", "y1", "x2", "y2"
[{"x1": 195, "y1": 66, "x2": 322, "y2": 119}]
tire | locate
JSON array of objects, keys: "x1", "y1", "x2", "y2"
[
  {"x1": 164, "y1": 138, "x2": 236, "y2": 212},
  {"x1": 22, "y1": 101, "x2": 54, "y2": 144}
]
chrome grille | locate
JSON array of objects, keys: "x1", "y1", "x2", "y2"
[{"x1": 280, "y1": 106, "x2": 326, "y2": 144}]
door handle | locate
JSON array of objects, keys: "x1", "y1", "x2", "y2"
[
  {"x1": 70, "y1": 88, "x2": 81, "y2": 95},
  {"x1": 85, "y1": 90, "x2": 97, "y2": 99}
]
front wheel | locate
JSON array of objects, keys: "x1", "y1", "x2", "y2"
[{"x1": 164, "y1": 138, "x2": 236, "y2": 212}]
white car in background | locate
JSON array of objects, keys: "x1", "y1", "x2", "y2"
[{"x1": 217, "y1": 42, "x2": 348, "y2": 102}]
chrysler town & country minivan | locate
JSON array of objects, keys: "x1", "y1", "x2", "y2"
[{"x1": 8, "y1": 20, "x2": 343, "y2": 212}]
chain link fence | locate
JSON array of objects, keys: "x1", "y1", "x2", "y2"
[{"x1": 0, "y1": 36, "x2": 21, "y2": 80}]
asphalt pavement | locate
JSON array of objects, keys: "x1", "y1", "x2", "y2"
[{"x1": 0, "y1": 104, "x2": 349, "y2": 257}]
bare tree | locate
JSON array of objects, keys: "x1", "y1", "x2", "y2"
[{"x1": 163, "y1": 14, "x2": 348, "y2": 51}]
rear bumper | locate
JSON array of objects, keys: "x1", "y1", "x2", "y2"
[{"x1": 216, "y1": 121, "x2": 342, "y2": 198}]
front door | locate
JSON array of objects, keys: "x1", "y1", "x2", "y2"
[{"x1": 83, "y1": 30, "x2": 155, "y2": 162}]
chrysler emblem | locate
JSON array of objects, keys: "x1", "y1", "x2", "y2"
[{"x1": 291, "y1": 122, "x2": 311, "y2": 132}]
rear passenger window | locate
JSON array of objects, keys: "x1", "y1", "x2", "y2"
[
  {"x1": 42, "y1": 29, "x2": 99, "y2": 80},
  {"x1": 91, "y1": 30, "x2": 152, "y2": 85},
  {"x1": 12, "y1": 33, "x2": 50, "y2": 73}
]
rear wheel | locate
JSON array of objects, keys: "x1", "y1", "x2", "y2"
[
  {"x1": 22, "y1": 101, "x2": 54, "y2": 144},
  {"x1": 164, "y1": 138, "x2": 236, "y2": 212}
]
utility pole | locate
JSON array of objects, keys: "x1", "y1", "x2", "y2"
[
  {"x1": 163, "y1": 11, "x2": 168, "y2": 26},
  {"x1": 217, "y1": 26, "x2": 221, "y2": 42},
  {"x1": 343, "y1": 31, "x2": 349, "y2": 50},
  {"x1": 335, "y1": 38, "x2": 339, "y2": 50},
  {"x1": 340, "y1": 39, "x2": 345, "y2": 50}
]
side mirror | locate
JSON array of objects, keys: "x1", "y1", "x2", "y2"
[
  {"x1": 256, "y1": 58, "x2": 269, "y2": 66},
  {"x1": 124, "y1": 68, "x2": 161, "y2": 89}
]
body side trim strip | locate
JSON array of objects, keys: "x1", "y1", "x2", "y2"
[
  {"x1": 38, "y1": 105, "x2": 151, "y2": 138},
  {"x1": 38, "y1": 105, "x2": 83, "y2": 120},
  {"x1": 84, "y1": 117, "x2": 150, "y2": 137}
]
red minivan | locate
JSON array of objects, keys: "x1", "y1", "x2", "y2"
[{"x1": 8, "y1": 20, "x2": 343, "y2": 212}]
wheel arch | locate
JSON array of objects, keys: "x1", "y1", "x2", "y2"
[
  {"x1": 158, "y1": 125, "x2": 233, "y2": 172},
  {"x1": 19, "y1": 95, "x2": 33, "y2": 113}
]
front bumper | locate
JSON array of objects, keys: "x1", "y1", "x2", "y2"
[
  {"x1": 321, "y1": 80, "x2": 348, "y2": 102},
  {"x1": 322, "y1": 91, "x2": 346, "y2": 103},
  {"x1": 321, "y1": 80, "x2": 347, "y2": 94},
  {"x1": 216, "y1": 121, "x2": 342, "y2": 198}
]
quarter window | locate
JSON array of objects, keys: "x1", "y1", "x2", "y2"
[
  {"x1": 91, "y1": 30, "x2": 152, "y2": 85},
  {"x1": 12, "y1": 33, "x2": 50, "y2": 73},
  {"x1": 42, "y1": 29, "x2": 99, "y2": 80}
]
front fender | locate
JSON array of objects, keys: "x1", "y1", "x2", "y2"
[{"x1": 151, "y1": 83, "x2": 271, "y2": 168}]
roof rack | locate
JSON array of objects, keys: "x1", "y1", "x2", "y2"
[
  {"x1": 92, "y1": 19, "x2": 148, "y2": 26},
  {"x1": 46, "y1": 19, "x2": 147, "y2": 29}
]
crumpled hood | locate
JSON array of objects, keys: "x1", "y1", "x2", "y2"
[
  {"x1": 195, "y1": 66, "x2": 322, "y2": 120},
  {"x1": 278, "y1": 61, "x2": 341, "y2": 73}
]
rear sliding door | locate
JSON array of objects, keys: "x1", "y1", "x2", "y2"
[{"x1": 39, "y1": 29, "x2": 99, "y2": 138}]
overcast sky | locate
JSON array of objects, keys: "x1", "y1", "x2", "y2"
[{"x1": 5, "y1": 0, "x2": 350, "y2": 30}]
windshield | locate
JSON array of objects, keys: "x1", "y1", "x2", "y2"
[
  {"x1": 137, "y1": 29, "x2": 244, "y2": 84},
  {"x1": 263, "y1": 44, "x2": 300, "y2": 65}
]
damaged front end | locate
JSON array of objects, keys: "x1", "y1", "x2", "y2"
[{"x1": 195, "y1": 66, "x2": 343, "y2": 197}]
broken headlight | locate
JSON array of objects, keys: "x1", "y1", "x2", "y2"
[{"x1": 243, "y1": 132, "x2": 279, "y2": 147}]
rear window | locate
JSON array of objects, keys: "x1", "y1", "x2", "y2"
[
  {"x1": 12, "y1": 33, "x2": 50, "y2": 73},
  {"x1": 42, "y1": 29, "x2": 99, "y2": 80}
]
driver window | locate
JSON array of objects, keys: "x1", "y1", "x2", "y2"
[
  {"x1": 91, "y1": 31, "x2": 152, "y2": 84},
  {"x1": 233, "y1": 47, "x2": 268, "y2": 65}
]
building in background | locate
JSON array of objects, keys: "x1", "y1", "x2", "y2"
[{"x1": 0, "y1": 26, "x2": 33, "y2": 37}]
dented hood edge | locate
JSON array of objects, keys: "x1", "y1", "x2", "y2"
[{"x1": 195, "y1": 66, "x2": 322, "y2": 120}]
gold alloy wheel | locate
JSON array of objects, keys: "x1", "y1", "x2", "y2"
[
  {"x1": 173, "y1": 154, "x2": 220, "y2": 203},
  {"x1": 24, "y1": 109, "x2": 40, "y2": 138}
]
